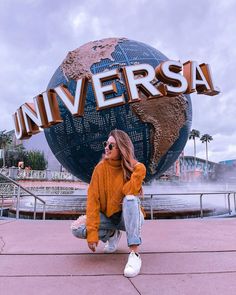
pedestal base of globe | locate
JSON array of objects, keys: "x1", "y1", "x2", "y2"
[{"x1": 44, "y1": 38, "x2": 192, "y2": 183}]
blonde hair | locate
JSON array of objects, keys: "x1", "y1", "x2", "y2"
[{"x1": 109, "y1": 129, "x2": 136, "y2": 181}]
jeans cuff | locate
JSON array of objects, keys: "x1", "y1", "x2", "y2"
[
  {"x1": 127, "y1": 237, "x2": 142, "y2": 247},
  {"x1": 72, "y1": 226, "x2": 87, "y2": 239}
]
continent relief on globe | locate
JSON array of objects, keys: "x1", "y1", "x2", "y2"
[
  {"x1": 61, "y1": 37, "x2": 187, "y2": 175},
  {"x1": 131, "y1": 93, "x2": 186, "y2": 174}
]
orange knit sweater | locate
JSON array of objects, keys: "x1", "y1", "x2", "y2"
[{"x1": 86, "y1": 159, "x2": 146, "y2": 243}]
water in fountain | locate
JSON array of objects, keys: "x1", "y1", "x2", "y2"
[{"x1": 6, "y1": 180, "x2": 236, "y2": 219}]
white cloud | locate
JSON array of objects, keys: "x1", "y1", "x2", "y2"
[{"x1": 71, "y1": 11, "x2": 89, "y2": 29}]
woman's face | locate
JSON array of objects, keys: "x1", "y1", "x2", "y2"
[{"x1": 104, "y1": 136, "x2": 120, "y2": 160}]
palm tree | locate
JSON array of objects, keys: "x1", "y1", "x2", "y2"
[
  {"x1": 200, "y1": 134, "x2": 213, "y2": 179},
  {"x1": 189, "y1": 129, "x2": 200, "y2": 172},
  {"x1": 0, "y1": 130, "x2": 12, "y2": 167}
]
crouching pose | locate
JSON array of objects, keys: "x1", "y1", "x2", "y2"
[{"x1": 71, "y1": 129, "x2": 146, "y2": 278}]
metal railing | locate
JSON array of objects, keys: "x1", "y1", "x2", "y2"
[
  {"x1": 145, "y1": 191, "x2": 236, "y2": 219},
  {"x1": 6, "y1": 191, "x2": 234, "y2": 220},
  {"x1": 1, "y1": 177, "x2": 236, "y2": 220},
  {"x1": 0, "y1": 171, "x2": 46, "y2": 219}
]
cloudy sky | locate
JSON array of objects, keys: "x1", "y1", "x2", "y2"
[{"x1": 0, "y1": 0, "x2": 235, "y2": 163}]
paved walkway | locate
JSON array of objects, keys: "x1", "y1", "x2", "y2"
[{"x1": 1, "y1": 218, "x2": 236, "y2": 294}]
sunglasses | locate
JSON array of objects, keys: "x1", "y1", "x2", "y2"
[{"x1": 103, "y1": 141, "x2": 117, "y2": 150}]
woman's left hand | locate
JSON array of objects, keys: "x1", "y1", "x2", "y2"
[{"x1": 88, "y1": 242, "x2": 98, "y2": 252}]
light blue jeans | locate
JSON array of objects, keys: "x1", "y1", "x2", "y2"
[{"x1": 72, "y1": 195, "x2": 144, "y2": 246}]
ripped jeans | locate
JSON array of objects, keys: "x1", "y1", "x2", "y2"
[{"x1": 72, "y1": 195, "x2": 144, "y2": 246}]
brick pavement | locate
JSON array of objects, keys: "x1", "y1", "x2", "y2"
[{"x1": 1, "y1": 218, "x2": 236, "y2": 295}]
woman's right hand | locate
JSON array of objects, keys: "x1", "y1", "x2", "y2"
[
  {"x1": 87, "y1": 242, "x2": 98, "y2": 252},
  {"x1": 130, "y1": 159, "x2": 138, "y2": 168}
]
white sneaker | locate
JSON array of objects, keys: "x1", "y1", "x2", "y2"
[
  {"x1": 124, "y1": 251, "x2": 142, "y2": 278},
  {"x1": 104, "y1": 230, "x2": 122, "y2": 253}
]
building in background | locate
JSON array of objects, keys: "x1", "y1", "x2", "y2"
[
  {"x1": 219, "y1": 159, "x2": 236, "y2": 167},
  {"x1": 162, "y1": 156, "x2": 236, "y2": 182},
  {"x1": 179, "y1": 156, "x2": 218, "y2": 181},
  {"x1": 161, "y1": 154, "x2": 219, "y2": 182},
  {"x1": 217, "y1": 159, "x2": 236, "y2": 182}
]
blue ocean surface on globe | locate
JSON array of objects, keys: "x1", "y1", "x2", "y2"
[{"x1": 44, "y1": 38, "x2": 192, "y2": 183}]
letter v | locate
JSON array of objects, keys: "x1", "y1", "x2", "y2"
[{"x1": 54, "y1": 78, "x2": 88, "y2": 116}]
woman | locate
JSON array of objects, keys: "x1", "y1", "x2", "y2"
[{"x1": 71, "y1": 129, "x2": 146, "y2": 278}]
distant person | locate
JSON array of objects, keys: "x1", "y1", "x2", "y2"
[
  {"x1": 71, "y1": 129, "x2": 146, "y2": 278},
  {"x1": 25, "y1": 166, "x2": 31, "y2": 171},
  {"x1": 18, "y1": 161, "x2": 24, "y2": 169}
]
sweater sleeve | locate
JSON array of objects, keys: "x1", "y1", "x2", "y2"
[
  {"x1": 122, "y1": 163, "x2": 146, "y2": 196},
  {"x1": 86, "y1": 166, "x2": 101, "y2": 243}
]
